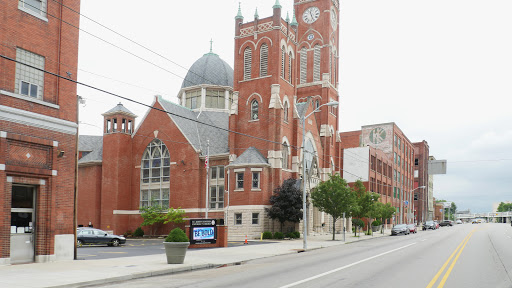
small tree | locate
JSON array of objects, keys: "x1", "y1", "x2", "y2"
[
  {"x1": 266, "y1": 178, "x2": 303, "y2": 232},
  {"x1": 140, "y1": 206, "x2": 185, "y2": 236},
  {"x1": 378, "y1": 202, "x2": 396, "y2": 233},
  {"x1": 311, "y1": 175, "x2": 356, "y2": 240},
  {"x1": 351, "y1": 180, "x2": 379, "y2": 235}
]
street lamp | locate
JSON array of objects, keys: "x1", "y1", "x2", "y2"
[
  {"x1": 406, "y1": 186, "x2": 426, "y2": 224},
  {"x1": 301, "y1": 100, "x2": 338, "y2": 251}
]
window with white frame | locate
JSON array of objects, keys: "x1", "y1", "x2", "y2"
[
  {"x1": 300, "y1": 47, "x2": 307, "y2": 84},
  {"x1": 210, "y1": 166, "x2": 225, "y2": 209},
  {"x1": 236, "y1": 172, "x2": 244, "y2": 189},
  {"x1": 252, "y1": 213, "x2": 259, "y2": 225},
  {"x1": 205, "y1": 89, "x2": 225, "y2": 109},
  {"x1": 282, "y1": 142, "x2": 289, "y2": 169},
  {"x1": 15, "y1": 48, "x2": 45, "y2": 99},
  {"x1": 288, "y1": 52, "x2": 293, "y2": 82},
  {"x1": 260, "y1": 43, "x2": 268, "y2": 77},
  {"x1": 252, "y1": 172, "x2": 260, "y2": 189},
  {"x1": 18, "y1": 0, "x2": 47, "y2": 17},
  {"x1": 281, "y1": 46, "x2": 286, "y2": 78},
  {"x1": 313, "y1": 45, "x2": 321, "y2": 81},
  {"x1": 140, "y1": 139, "x2": 171, "y2": 207},
  {"x1": 235, "y1": 213, "x2": 242, "y2": 225},
  {"x1": 250, "y1": 99, "x2": 259, "y2": 120},
  {"x1": 244, "y1": 47, "x2": 252, "y2": 80},
  {"x1": 185, "y1": 89, "x2": 201, "y2": 109}
]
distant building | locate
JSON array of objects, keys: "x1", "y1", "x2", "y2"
[
  {"x1": 413, "y1": 141, "x2": 429, "y2": 224},
  {"x1": 0, "y1": 0, "x2": 81, "y2": 264},
  {"x1": 434, "y1": 199, "x2": 445, "y2": 221}
]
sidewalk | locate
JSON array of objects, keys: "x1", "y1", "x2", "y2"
[{"x1": 0, "y1": 230, "x2": 390, "y2": 288}]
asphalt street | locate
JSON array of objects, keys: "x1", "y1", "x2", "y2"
[{"x1": 95, "y1": 223, "x2": 512, "y2": 288}]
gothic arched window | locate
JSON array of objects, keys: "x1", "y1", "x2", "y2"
[
  {"x1": 288, "y1": 52, "x2": 293, "y2": 82},
  {"x1": 244, "y1": 47, "x2": 252, "y2": 80},
  {"x1": 140, "y1": 139, "x2": 170, "y2": 207},
  {"x1": 313, "y1": 45, "x2": 321, "y2": 81},
  {"x1": 251, "y1": 99, "x2": 259, "y2": 120},
  {"x1": 300, "y1": 47, "x2": 307, "y2": 84},
  {"x1": 281, "y1": 46, "x2": 286, "y2": 78},
  {"x1": 283, "y1": 101, "x2": 289, "y2": 122},
  {"x1": 260, "y1": 43, "x2": 268, "y2": 77},
  {"x1": 282, "y1": 142, "x2": 289, "y2": 169}
]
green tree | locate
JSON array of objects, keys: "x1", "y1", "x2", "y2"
[
  {"x1": 351, "y1": 180, "x2": 380, "y2": 236},
  {"x1": 377, "y1": 202, "x2": 396, "y2": 233},
  {"x1": 311, "y1": 175, "x2": 356, "y2": 240},
  {"x1": 140, "y1": 206, "x2": 185, "y2": 236},
  {"x1": 266, "y1": 178, "x2": 303, "y2": 232},
  {"x1": 497, "y1": 202, "x2": 512, "y2": 212}
]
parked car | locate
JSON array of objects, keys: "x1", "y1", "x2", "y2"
[
  {"x1": 439, "y1": 220, "x2": 454, "y2": 227},
  {"x1": 423, "y1": 221, "x2": 436, "y2": 230},
  {"x1": 391, "y1": 224, "x2": 410, "y2": 235},
  {"x1": 456, "y1": 219, "x2": 463, "y2": 224},
  {"x1": 407, "y1": 224, "x2": 417, "y2": 233},
  {"x1": 77, "y1": 228, "x2": 126, "y2": 247}
]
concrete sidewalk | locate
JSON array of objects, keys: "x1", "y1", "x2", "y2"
[{"x1": 0, "y1": 230, "x2": 390, "y2": 288}]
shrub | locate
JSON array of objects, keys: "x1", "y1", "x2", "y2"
[
  {"x1": 273, "y1": 232, "x2": 284, "y2": 239},
  {"x1": 165, "y1": 228, "x2": 189, "y2": 242},
  {"x1": 285, "y1": 231, "x2": 300, "y2": 239},
  {"x1": 292, "y1": 231, "x2": 301, "y2": 239},
  {"x1": 372, "y1": 220, "x2": 382, "y2": 226},
  {"x1": 285, "y1": 232, "x2": 294, "y2": 238},
  {"x1": 123, "y1": 230, "x2": 132, "y2": 238},
  {"x1": 133, "y1": 227, "x2": 144, "y2": 237},
  {"x1": 262, "y1": 231, "x2": 273, "y2": 239}
]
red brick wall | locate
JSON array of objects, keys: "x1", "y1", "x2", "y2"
[{"x1": 77, "y1": 164, "x2": 102, "y2": 227}]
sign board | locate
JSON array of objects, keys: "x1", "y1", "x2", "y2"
[
  {"x1": 189, "y1": 219, "x2": 217, "y2": 245},
  {"x1": 428, "y1": 160, "x2": 447, "y2": 175}
]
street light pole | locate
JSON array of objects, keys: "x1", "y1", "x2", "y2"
[{"x1": 301, "y1": 100, "x2": 338, "y2": 251}]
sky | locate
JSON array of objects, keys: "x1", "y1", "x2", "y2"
[{"x1": 76, "y1": 0, "x2": 512, "y2": 213}]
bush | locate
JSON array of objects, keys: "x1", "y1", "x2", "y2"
[
  {"x1": 293, "y1": 231, "x2": 301, "y2": 239},
  {"x1": 165, "y1": 228, "x2": 189, "y2": 242},
  {"x1": 285, "y1": 232, "x2": 294, "y2": 238},
  {"x1": 372, "y1": 220, "x2": 382, "y2": 226},
  {"x1": 133, "y1": 227, "x2": 144, "y2": 237},
  {"x1": 123, "y1": 230, "x2": 132, "y2": 238},
  {"x1": 273, "y1": 232, "x2": 284, "y2": 239},
  {"x1": 262, "y1": 231, "x2": 273, "y2": 239},
  {"x1": 352, "y1": 218, "x2": 364, "y2": 228},
  {"x1": 285, "y1": 231, "x2": 300, "y2": 239}
]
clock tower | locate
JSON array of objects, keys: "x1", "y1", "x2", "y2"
[{"x1": 294, "y1": 0, "x2": 340, "y2": 165}]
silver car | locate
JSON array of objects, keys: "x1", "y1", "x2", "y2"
[{"x1": 391, "y1": 224, "x2": 410, "y2": 235}]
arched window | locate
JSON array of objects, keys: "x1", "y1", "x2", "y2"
[
  {"x1": 288, "y1": 52, "x2": 293, "y2": 82},
  {"x1": 281, "y1": 46, "x2": 286, "y2": 78},
  {"x1": 282, "y1": 142, "x2": 289, "y2": 169},
  {"x1": 300, "y1": 47, "x2": 307, "y2": 84},
  {"x1": 260, "y1": 43, "x2": 268, "y2": 77},
  {"x1": 251, "y1": 99, "x2": 259, "y2": 120},
  {"x1": 140, "y1": 139, "x2": 170, "y2": 207},
  {"x1": 315, "y1": 100, "x2": 320, "y2": 109},
  {"x1": 283, "y1": 101, "x2": 289, "y2": 122},
  {"x1": 313, "y1": 45, "x2": 321, "y2": 81},
  {"x1": 244, "y1": 47, "x2": 252, "y2": 80}
]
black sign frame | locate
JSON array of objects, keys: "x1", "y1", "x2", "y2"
[{"x1": 189, "y1": 219, "x2": 217, "y2": 245}]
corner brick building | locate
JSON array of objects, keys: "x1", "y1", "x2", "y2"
[
  {"x1": 77, "y1": 0, "x2": 345, "y2": 240},
  {"x1": 0, "y1": 0, "x2": 80, "y2": 264}
]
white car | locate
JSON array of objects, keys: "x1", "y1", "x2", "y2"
[{"x1": 456, "y1": 220, "x2": 462, "y2": 224}]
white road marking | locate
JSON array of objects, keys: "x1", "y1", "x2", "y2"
[{"x1": 279, "y1": 242, "x2": 417, "y2": 288}]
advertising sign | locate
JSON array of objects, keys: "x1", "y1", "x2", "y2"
[{"x1": 189, "y1": 219, "x2": 217, "y2": 244}]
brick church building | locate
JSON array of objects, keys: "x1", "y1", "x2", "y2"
[{"x1": 77, "y1": 0, "x2": 345, "y2": 240}]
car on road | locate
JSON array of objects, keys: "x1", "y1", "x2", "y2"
[
  {"x1": 77, "y1": 228, "x2": 126, "y2": 247},
  {"x1": 423, "y1": 221, "x2": 436, "y2": 230},
  {"x1": 439, "y1": 220, "x2": 454, "y2": 227},
  {"x1": 391, "y1": 224, "x2": 410, "y2": 235},
  {"x1": 456, "y1": 220, "x2": 463, "y2": 224},
  {"x1": 407, "y1": 224, "x2": 417, "y2": 233}
]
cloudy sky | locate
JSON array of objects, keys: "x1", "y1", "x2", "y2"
[{"x1": 76, "y1": 0, "x2": 512, "y2": 213}]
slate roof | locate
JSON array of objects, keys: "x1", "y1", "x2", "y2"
[
  {"x1": 78, "y1": 135, "x2": 103, "y2": 164},
  {"x1": 181, "y1": 52, "x2": 234, "y2": 88},
  {"x1": 158, "y1": 97, "x2": 229, "y2": 156},
  {"x1": 231, "y1": 147, "x2": 269, "y2": 165},
  {"x1": 102, "y1": 103, "x2": 137, "y2": 117}
]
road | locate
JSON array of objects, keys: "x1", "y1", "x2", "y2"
[{"x1": 97, "y1": 223, "x2": 512, "y2": 288}]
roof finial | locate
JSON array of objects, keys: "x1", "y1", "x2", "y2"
[
  {"x1": 291, "y1": 10, "x2": 298, "y2": 26},
  {"x1": 210, "y1": 39, "x2": 213, "y2": 53},
  {"x1": 235, "y1": 2, "x2": 244, "y2": 20},
  {"x1": 286, "y1": 11, "x2": 290, "y2": 23},
  {"x1": 254, "y1": 7, "x2": 259, "y2": 19},
  {"x1": 273, "y1": 0, "x2": 282, "y2": 9}
]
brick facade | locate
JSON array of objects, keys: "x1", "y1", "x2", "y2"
[
  {"x1": 0, "y1": 0, "x2": 80, "y2": 264},
  {"x1": 413, "y1": 140, "x2": 430, "y2": 224}
]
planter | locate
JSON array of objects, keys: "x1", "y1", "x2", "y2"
[
  {"x1": 163, "y1": 242, "x2": 190, "y2": 264},
  {"x1": 371, "y1": 225, "x2": 381, "y2": 232}
]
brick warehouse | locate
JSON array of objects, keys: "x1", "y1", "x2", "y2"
[
  {"x1": 0, "y1": 0, "x2": 80, "y2": 264},
  {"x1": 77, "y1": 0, "x2": 348, "y2": 240}
]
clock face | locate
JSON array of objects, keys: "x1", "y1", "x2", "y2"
[
  {"x1": 330, "y1": 9, "x2": 337, "y2": 29},
  {"x1": 369, "y1": 127, "x2": 386, "y2": 144},
  {"x1": 302, "y1": 7, "x2": 320, "y2": 24}
]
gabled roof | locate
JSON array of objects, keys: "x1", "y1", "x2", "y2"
[
  {"x1": 78, "y1": 135, "x2": 103, "y2": 165},
  {"x1": 158, "y1": 97, "x2": 229, "y2": 156},
  {"x1": 231, "y1": 147, "x2": 268, "y2": 165}
]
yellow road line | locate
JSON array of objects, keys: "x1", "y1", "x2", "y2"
[
  {"x1": 425, "y1": 228, "x2": 476, "y2": 288},
  {"x1": 437, "y1": 231, "x2": 475, "y2": 287}
]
